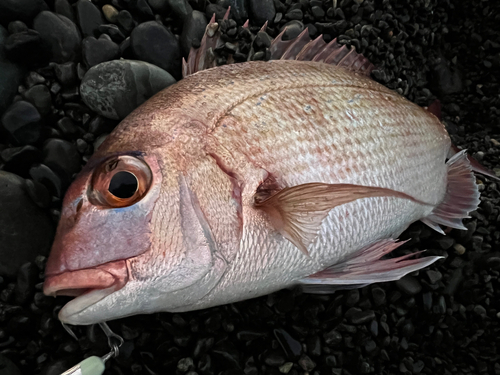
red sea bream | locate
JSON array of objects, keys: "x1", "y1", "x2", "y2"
[{"x1": 43, "y1": 32, "x2": 480, "y2": 325}]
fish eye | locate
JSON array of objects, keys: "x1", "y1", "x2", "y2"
[
  {"x1": 90, "y1": 155, "x2": 152, "y2": 208},
  {"x1": 108, "y1": 171, "x2": 138, "y2": 199}
]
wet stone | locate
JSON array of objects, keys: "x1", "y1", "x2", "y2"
[
  {"x1": 118, "y1": 11, "x2": 135, "y2": 33},
  {"x1": 29, "y1": 163, "x2": 63, "y2": 197},
  {"x1": 54, "y1": 0, "x2": 75, "y2": 23},
  {"x1": 33, "y1": 11, "x2": 82, "y2": 63},
  {"x1": 130, "y1": 21, "x2": 182, "y2": 78},
  {"x1": 280, "y1": 20, "x2": 304, "y2": 40},
  {"x1": 167, "y1": 0, "x2": 193, "y2": 19},
  {"x1": 323, "y1": 329, "x2": 342, "y2": 346},
  {"x1": 1, "y1": 145, "x2": 40, "y2": 176},
  {"x1": 98, "y1": 24, "x2": 126, "y2": 43},
  {"x1": 306, "y1": 335, "x2": 321, "y2": 357},
  {"x1": 274, "y1": 328, "x2": 302, "y2": 358},
  {"x1": 4, "y1": 29, "x2": 44, "y2": 65},
  {"x1": 42, "y1": 138, "x2": 81, "y2": 179},
  {"x1": 206, "y1": 4, "x2": 228, "y2": 20},
  {"x1": 102, "y1": 4, "x2": 120, "y2": 23},
  {"x1": 1, "y1": 101, "x2": 43, "y2": 145},
  {"x1": 82, "y1": 35, "x2": 121, "y2": 67},
  {"x1": 249, "y1": 0, "x2": 276, "y2": 26},
  {"x1": 350, "y1": 310, "x2": 375, "y2": 324},
  {"x1": 285, "y1": 9, "x2": 303, "y2": 20},
  {"x1": 56, "y1": 117, "x2": 81, "y2": 139},
  {"x1": 76, "y1": 0, "x2": 104, "y2": 38},
  {"x1": 14, "y1": 262, "x2": 38, "y2": 305},
  {"x1": 264, "y1": 350, "x2": 286, "y2": 366},
  {"x1": 23, "y1": 84, "x2": 52, "y2": 116},
  {"x1": 80, "y1": 59, "x2": 176, "y2": 120},
  {"x1": 426, "y1": 270, "x2": 442, "y2": 284},
  {"x1": 180, "y1": 10, "x2": 208, "y2": 56},
  {"x1": 298, "y1": 354, "x2": 316, "y2": 372},
  {"x1": 52, "y1": 62, "x2": 77, "y2": 86},
  {"x1": 396, "y1": 276, "x2": 422, "y2": 295}
]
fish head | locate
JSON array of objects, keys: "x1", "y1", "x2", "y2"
[{"x1": 43, "y1": 137, "x2": 223, "y2": 324}]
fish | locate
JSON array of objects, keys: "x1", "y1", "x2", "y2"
[{"x1": 43, "y1": 19, "x2": 482, "y2": 325}]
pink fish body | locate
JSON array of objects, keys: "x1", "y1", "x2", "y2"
[{"x1": 43, "y1": 60, "x2": 479, "y2": 325}]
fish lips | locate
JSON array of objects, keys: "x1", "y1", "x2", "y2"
[{"x1": 44, "y1": 259, "x2": 128, "y2": 323}]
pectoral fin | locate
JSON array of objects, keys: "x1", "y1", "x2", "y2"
[
  {"x1": 254, "y1": 183, "x2": 418, "y2": 255},
  {"x1": 298, "y1": 239, "x2": 443, "y2": 293}
]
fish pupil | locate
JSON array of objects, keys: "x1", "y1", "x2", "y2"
[{"x1": 108, "y1": 171, "x2": 138, "y2": 199}]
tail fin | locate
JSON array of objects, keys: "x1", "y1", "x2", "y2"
[{"x1": 421, "y1": 150, "x2": 480, "y2": 234}]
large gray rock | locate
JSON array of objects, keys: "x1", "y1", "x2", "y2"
[
  {"x1": 80, "y1": 59, "x2": 176, "y2": 120},
  {"x1": 0, "y1": 171, "x2": 54, "y2": 278}
]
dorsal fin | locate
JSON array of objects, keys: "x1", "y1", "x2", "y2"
[{"x1": 183, "y1": 16, "x2": 375, "y2": 78}]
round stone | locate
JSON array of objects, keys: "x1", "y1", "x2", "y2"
[
  {"x1": 180, "y1": 11, "x2": 208, "y2": 56},
  {"x1": 75, "y1": 0, "x2": 105, "y2": 38},
  {"x1": 80, "y1": 59, "x2": 176, "y2": 120},
  {"x1": 249, "y1": 0, "x2": 276, "y2": 26},
  {"x1": 82, "y1": 35, "x2": 120, "y2": 67},
  {"x1": 130, "y1": 21, "x2": 182, "y2": 78},
  {"x1": 33, "y1": 11, "x2": 82, "y2": 63},
  {"x1": 1, "y1": 101, "x2": 43, "y2": 145}
]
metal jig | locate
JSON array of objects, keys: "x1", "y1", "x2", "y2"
[{"x1": 59, "y1": 322, "x2": 124, "y2": 375}]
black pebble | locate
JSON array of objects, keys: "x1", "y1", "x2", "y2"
[
  {"x1": 42, "y1": 138, "x2": 81, "y2": 179},
  {"x1": 82, "y1": 35, "x2": 120, "y2": 68},
  {"x1": 1, "y1": 100, "x2": 43, "y2": 145},
  {"x1": 75, "y1": 0, "x2": 105, "y2": 38},
  {"x1": 130, "y1": 21, "x2": 182, "y2": 78},
  {"x1": 280, "y1": 20, "x2": 304, "y2": 40},
  {"x1": 54, "y1": 0, "x2": 75, "y2": 23},
  {"x1": 167, "y1": 0, "x2": 194, "y2": 20},
  {"x1": 396, "y1": 276, "x2": 422, "y2": 296},
  {"x1": 249, "y1": 0, "x2": 276, "y2": 26},
  {"x1": 4, "y1": 30, "x2": 44, "y2": 65},
  {"x1": 1, "y1": 145, "x2": 40, "y2": 176},
  {"x1": 180, "y1": 11, "x2": 208, "y2": 56},
  {"x1": 14, "y1": 262, "x2": 38, "y2": 305},
  {"x1": 206, "y1": 4, "x2": 228, "y2": 20},
  {"x1": 285, "y1": 9, "x2": 303, "y2": 21},
  {"x1": 118, "y1": 10, "x2": 136, "y2": 33},
  {"x1": 23, "y1": 84, "x2": 52, "y2": 116},
  {"x1": 98, "y1": 24, "x2": 126, "y2": 43},
  {"x1": 33, "y1": 11, "x2": 82, "y2": 63},
  {"x1": 51, "y1": 61, "x2": 77, "y2": 86},
  {"x1": 29, "y1": 163, "x2": 64, "y2": 197}
]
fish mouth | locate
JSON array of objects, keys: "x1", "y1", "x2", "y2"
[{"x1": 44, "y1": 260, "x2": 128, "y2": 321}]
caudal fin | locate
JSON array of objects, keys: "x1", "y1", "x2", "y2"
[{"x1": 421, "y1": 150, "x2": 480, "y2": 234}]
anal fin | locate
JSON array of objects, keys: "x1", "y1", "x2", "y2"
[
  {"x1": 422, "y1": 150, "x2": 480, "y2": 233},
  {"x1": 298, "y1": 239, "x2": 443, "y2": 294}
]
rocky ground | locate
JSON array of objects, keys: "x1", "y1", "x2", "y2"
[{"x1": 0, "y1": 0, "x2": 499, "y2": 374}]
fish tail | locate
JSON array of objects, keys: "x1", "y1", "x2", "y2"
[{"x1": 421, "y1": 150, "x2": 480, "y2": 234}]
